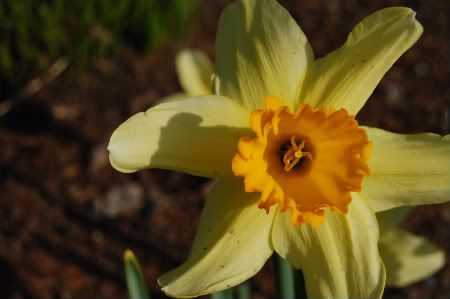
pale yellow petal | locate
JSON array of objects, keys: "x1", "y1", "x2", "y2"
[
  {"x1": 363, "y1": 127, "x2": 450, "y2": 212},
  {"x1": 272, "y1": 194, "x2": 385, "y2": 299},
  {"x1": 299, "y1": 7, "x2": 422, "y2": 114},
  {"x1": 156, "y1": 92, "x2": 189, "y2": 105},
  {"x1": 214, "y1": 0, "x2": 313, "y2": 110},
  {"x1": 176, "y1": 49, "x2": 213, "y2": 96},
  {"x1": 108, "y1": 95, "x2": 251, "y2": 177},
  {"x1": 379, "y1": 228, "x2": 445, "y2": 287},
  {"x1": 158, "y1": 179, "x2": 275, "y2": 298}
]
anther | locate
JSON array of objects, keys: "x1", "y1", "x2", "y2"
[{"x1": 283, "y1": 136, "x2": 312, "y2": 172}]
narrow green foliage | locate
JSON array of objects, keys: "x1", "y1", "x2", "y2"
[
  {"x1": 275, "y1": 254, "x2": 296, "y2": 299},
  {"x1": 124, "y1": 249, "x2": 151, "y2": 299},
  {"x1": 211, "y1": 288, "x2": 233, "y2": 299},
  {"x1": 237, "y1": 282, "x2": 250, "y2": 299},
  {"x1": 0, "y1": 0, "x2": 198, "y2": 94}
]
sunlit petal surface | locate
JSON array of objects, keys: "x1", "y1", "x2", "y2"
[
  {"x1": 215, "y1": 0, "x2": 313, "y2": 110},
  {"x1": 299, "y1": 7, "x2": 422, "y2": 115},
  {"x1": 363, "y1": 128, "x2": 450, "y2": 212},
  {"x1": 176, "y1": 49, "x2": 213, "y2": 96},
  {"x1": 272, "y1": 194, "x2": 385, "y2": 299},
  {"x1": 159, "y1": 179, "x2": 275, "y2": 297},
  {"x1": 108, "y1": 95, "x2": 250, "y2": 177}
]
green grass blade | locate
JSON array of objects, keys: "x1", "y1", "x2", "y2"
[{"x1": 124, "y1": 249, "x2": 151, "y2": 299}]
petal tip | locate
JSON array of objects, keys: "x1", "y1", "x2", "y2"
[{"x1": 108, "y1": 153, "x2": 138, "y2": 173}]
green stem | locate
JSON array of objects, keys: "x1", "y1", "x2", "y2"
[
  {"x1": 274, "y1": 254, "x2": 295, "y2": 299},
  {"x1": 237, "y1": 282, "x2": 250, "y2": 299},
  {"x1": 211, "y1": 288, "x2": 233, "y2": 299}
]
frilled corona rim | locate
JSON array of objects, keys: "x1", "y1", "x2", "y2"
[{"x1": 232, "y1": 96, "x2": 371, "y2": 227}]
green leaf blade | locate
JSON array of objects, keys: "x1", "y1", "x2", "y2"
[{"x1": 124, "y1": 249, "x2": 151, "y2": 299}]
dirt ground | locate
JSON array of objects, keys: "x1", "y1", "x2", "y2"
[{"x1": 0, "y1": 0, "x2": 449, "y2": 298}]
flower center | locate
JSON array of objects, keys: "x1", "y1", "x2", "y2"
[
  {"x1": 232, "y1": 96, "x2": 371, "y2": 227},
  {"x1": 281, "y1": 136, "x2": 312, "y2": 172}
]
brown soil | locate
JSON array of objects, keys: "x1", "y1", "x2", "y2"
[{"x1": 0, "y1": 1, "x2": 449, "y2": 299}]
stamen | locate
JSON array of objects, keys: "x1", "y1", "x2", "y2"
[{"x1": 283, "y1": 136, "x2": 312, "y2": 172}]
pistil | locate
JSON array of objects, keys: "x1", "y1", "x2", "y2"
[{"x1": 282, "y1": 136, "x2": 312, "y2": 172}]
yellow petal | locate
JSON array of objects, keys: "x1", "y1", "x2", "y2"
[
  {"x1": 379, "y1": 228, "x2": 445, "y2": 287},
  {"x1": 156, "y1": 92, "x2": 189, "y2": 105},
  {"x1": 158, "y1": 179, "x2": 275, "y2": 297},
  {"x1": 214, "y1": 0, "x2": 313, "y2": 110},
  {"x1": 108, "y1": 95, "x2": 250, "y2": 177},
  {"x1": 176, "y1": 49, "x2": 213, "y2": 96},
  {"x1": 272, "y1": 194, "x2": 385, "y2": 299},
  {"x1": 299, "y1": 7, "x2": 422, "y2": 115},
  {"x1": 363, "y1": 128, "x2": 450, "y2": 212}
]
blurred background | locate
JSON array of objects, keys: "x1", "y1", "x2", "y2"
[{"x1": 0, "y1": 0, "x2": 448, "y2": 298}]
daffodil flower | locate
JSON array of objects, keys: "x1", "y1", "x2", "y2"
[
  {"x1": 108, "y1": 0, "x2": 450, "y2": 298},
  {"x1": 171, "y1": 44, "x2": 448, "y2": 291}
]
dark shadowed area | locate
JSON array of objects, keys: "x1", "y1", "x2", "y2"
[{"x1": 0, "y1": 0, "x2": 449, "y2": 298}]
